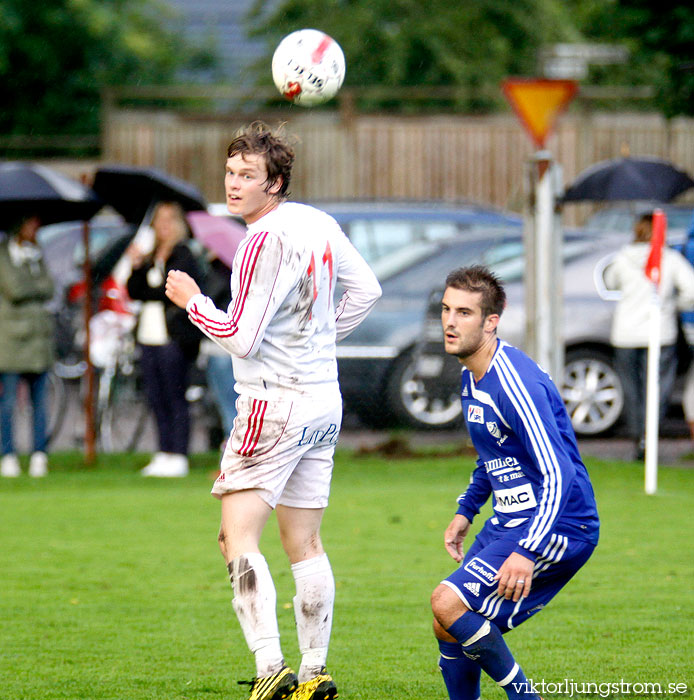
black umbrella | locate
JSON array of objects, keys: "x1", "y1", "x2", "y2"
[
  {"x1": 562, "y1": 156, "x2": 694, "y2": 203},
  {"x1": 92, "y1": 165, "x2": 207, "y2": 224},
  {"x1": 0, "y1": 161, "x2": 103, "y2": 231}
]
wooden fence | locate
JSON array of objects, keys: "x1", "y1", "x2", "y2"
[{"x1": 97, "y1": 106, "x2": 694, "y2": 224}]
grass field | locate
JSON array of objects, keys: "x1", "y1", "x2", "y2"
[{"x1": 1, "y1": 448, "x2": 692, "y2": 700}]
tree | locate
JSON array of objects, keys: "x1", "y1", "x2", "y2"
[
  {"x1": 0, "y1": 0, "x2": 216, "y2": 137},
  {"x1": 573, "y1": 0, "x2": 694, "y2": 117},
  {"x1": 248, "y1": 0, "x2": 693, "y2": 117},
  {"x1": 246, "y1": 0, "x2": 582, "y2": 112}
]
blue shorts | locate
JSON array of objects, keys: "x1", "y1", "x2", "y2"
[{"x1": 442, "y1": 519, "x2": 595, "y2": 633}]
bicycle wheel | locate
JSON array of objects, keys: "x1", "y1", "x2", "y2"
[{"x1": 99, "y1": 366, "x2": 150, "y2": 452}]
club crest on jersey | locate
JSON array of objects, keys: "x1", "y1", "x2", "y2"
[
  {"x1": 486, "y1": 421, "x2": 501, "y2": 438},
  {"x1": 467, "y1": 405, "x2": 484, "y2": 424}
]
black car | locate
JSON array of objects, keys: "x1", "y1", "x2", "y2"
[{"x1": 337, "y1": 230, "x2": 651, "y2": 436}]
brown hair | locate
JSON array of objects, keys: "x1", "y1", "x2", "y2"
[
  {"x1": 634, "y1": 213, "x2": 653, "y2": 243},
  {"x1": 445, "y1": 265, "x2": 506, "y2": 318},
  {"x1": 227, "y1": 121, "x2": 295, "y2": 198},
  {"x1": 151, "y1": 201, "x2": 190, "y2": 250}
]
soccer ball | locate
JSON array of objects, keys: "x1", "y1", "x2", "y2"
[{"x1": 271, "y1": 29, "x2": 346, "y2": 107}]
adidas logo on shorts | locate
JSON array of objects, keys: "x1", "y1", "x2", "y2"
[{"x1": 463, "y1": 582, "x2": 481, "y2": 596}]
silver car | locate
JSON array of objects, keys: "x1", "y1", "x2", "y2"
[{"x1": 340, "y1": 229, "x2": 646, "y2": 436}]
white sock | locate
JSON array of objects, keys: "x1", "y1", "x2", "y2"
[
  {"x1": 229, "y1": 552, "x2": 284, "y2": 677},
  {"x1": 291, "y1": 553, "x2": 334, "y2": 683}
]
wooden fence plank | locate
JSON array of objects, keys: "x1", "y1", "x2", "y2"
[{"x1": 92, "y1": 109, "x2": 694, "y2": 224}]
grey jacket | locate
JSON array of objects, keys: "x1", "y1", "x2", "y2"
[{"x1": 0, "y1": 238, "x2": 55, "y2": 372}]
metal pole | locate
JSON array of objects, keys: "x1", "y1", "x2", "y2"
[
  {"x1": 524, "y1": 152, "x2": 564, "y2": 385},
  {"x1": 644, "y1": 209, "x2": 666, "y2": 495},
  {"x1": 644, "y1": 292, "x2": 660, "y2": 494},
  {"x1": 81, "y1": 175, "x2": 96, "y2": 465}
]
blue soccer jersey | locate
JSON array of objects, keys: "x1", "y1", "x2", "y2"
[{"x1": 455, "y1": 340, "x2": 599, "y2": 562}]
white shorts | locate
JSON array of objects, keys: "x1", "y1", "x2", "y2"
[{"x1": 211, "y1": 389, "x2": 342, "y2": 509}]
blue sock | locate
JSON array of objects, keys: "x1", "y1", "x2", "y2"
[
  {"x1": 438, "y1": 639, "x2": 481, "y2": 700},
  {"x1": 447, "y1": 612, "x2": 539, "y2": 700}
]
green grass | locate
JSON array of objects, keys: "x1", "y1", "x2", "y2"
[{"x1": 1, "y1": 449, "x2": 692, "y2": 699}]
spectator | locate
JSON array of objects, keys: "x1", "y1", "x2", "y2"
[
  {"x1": 126, "y1": 201, "x2": 204, "y2": 477},
  {"x1": 0, "y1": 215, "x2": 54, "y2": 478},
  {"x1": 604, "y1": 211, "x2": 694, "y2": 460}
]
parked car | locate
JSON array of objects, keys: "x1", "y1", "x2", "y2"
[
  {"x1": 209, "y1": 198, "x2": 523, "y2": 270},
  {"x1": 336, "y1": 228, "x2": 528, "y2": 429},
  {"x1": 338, "y1": 227, "x2": 692, "y2": 436},
  {"x1": 316, "y1": 199, "x2": 522, "y2": 269}
]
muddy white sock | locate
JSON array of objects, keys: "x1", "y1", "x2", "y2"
[
  {"x1": 229, "y1": 552, "x2": 284, "y2": 677},
  {"x1": 291, "y1": 554, "x2": 334, "y2": 683}
]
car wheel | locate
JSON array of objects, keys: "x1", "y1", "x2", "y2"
[
  {"x1": 561, "y1": 349, "x2": 624, "y2": 436},
  {"x1": 384, "y1": 349, "x2": 464, "y2": 430}
]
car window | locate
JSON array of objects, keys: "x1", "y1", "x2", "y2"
[
  {"x1": 486, "y1": 239, "x2": 598, "y2": 284},
  {"x1": 347, "y1": 218, "x2": 459, "y2": 266},
  {"x1": 37, "y1": 220, "x2": 134, "y2": 293},
  {"x1": 380, "y1": 234, "x2": 604, "y2": 302},
  {"x1": 381, "y1": 237, "x2": 511, "y2": 295},
  {"x1": 585, "y1": 206, "x2": 694, "y2": 236},
  {"x1": 370, "y1": 241, "x2": 440, "y2": 279}
]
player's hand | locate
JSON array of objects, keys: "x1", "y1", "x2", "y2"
[
  {"x1": 494, "y1": 551, "x2": 534, "y2": 602},
  {"x1": 165, "y1": 269, "x2": 201, "y2": 309},
  {"x1": 444, "y1": 514, "x2": 471, "y2": 563}
]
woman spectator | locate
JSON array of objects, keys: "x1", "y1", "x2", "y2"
[
  {"x1": 0, "y1": 215, "x2": 54, "y2": 477},
  {"x1": 126, "y1": 202, "x2": 204, "y2": 477}
]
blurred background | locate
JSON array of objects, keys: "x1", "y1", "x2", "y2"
[
  {"x1": 3, "y1": 0, "x2": 694, "y2": 455},
  {"x1": 2, "y1": 0, "x2": 694, "y2": 224}
]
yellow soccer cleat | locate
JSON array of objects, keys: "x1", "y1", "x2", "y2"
[
  {"x1": 293, "y1": 670, "x2": 338, "y2": 700},
  {"x1": 237, "y1": 666, "x2": 298, "y2": 700}
]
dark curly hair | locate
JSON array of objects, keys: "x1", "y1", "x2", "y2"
[{"x1": 227, "y1": 121, "x2": 295, "y2": 198}]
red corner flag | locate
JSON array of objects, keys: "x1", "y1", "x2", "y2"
[{"x1": 645, "y1": 209, "x2": 667, "y2": 287}]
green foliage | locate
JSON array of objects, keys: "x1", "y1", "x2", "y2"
[
  {"x1": 248, "y1": 0, "x2": 694, "y2": 116},
  {"x1": 0, "y1": 0, "x2": 217, "y2": 136},
  {"x1": 0, "y1": 449, "x2": 692, "y2": 698},
  {"x1": 572, "y1": 0, "x2": 694, "y2": 117},
  {"x1": 247, "y1": 0, "x2": 581, "y2": 112}
]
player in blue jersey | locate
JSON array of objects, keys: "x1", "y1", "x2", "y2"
[{"x1": 430, "y1": 266, "x2": 599, "y2": 700}]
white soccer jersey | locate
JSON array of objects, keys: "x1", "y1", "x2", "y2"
[{"x1": 186, "y1": 202, "x2": 381, "y2": 397}]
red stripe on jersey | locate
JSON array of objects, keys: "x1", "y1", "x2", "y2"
[
  {"x1": 230, "y1": 231, "x2": 268, "y2": 323},
  {"x1": 188, "y1": 231, "x2": 268, "y2": 340},
  {"x1": 188, "y1": 305, "x2": 237, "y2": 337},
  {"x1": 311, "y1": 35, "x2": 332, "y2": 64}
]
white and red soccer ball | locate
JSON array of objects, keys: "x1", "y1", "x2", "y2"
[{"x1": 272, "y1": 29, "x2": 346, "y2": 107}]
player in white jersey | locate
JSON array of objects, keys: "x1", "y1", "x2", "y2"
[{"x1": 165, "y1": 122, "x2": 381, "y2": 700}]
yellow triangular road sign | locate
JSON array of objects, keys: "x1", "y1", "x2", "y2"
[{"x1": 502, "y1": 78, "x2": 578, "y2": 149}]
